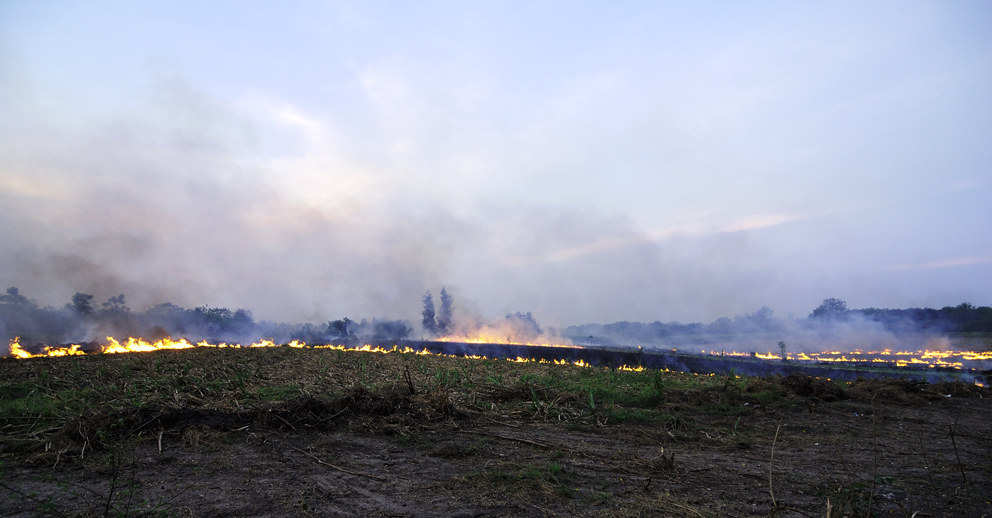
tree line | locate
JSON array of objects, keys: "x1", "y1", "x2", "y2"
[
  {"x1": 564, "y1": 298, "x2": 992, "y2": 345},
  {"x1": 0, "y1": 287, "x2": 415, "y2": 345}
]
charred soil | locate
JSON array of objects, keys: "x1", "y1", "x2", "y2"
[{"x1": 1, "y1": 347, "x2": 990, "y2": 517}]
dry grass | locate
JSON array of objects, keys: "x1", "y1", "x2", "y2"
[{"x1": 1, "y1": 346, "x2": 989, "y2": 517}]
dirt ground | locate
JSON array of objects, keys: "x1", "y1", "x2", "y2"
[{"x1": 1, "y1": 351, "x2": 990, "y2": 517}]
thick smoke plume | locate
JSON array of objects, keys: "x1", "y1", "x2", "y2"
[{"x1": 2, "y1": 72, "x2": 987, "y2": 332}]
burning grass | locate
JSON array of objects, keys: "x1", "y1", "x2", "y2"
[{"x1": 1, "y1": 346, "x2": 990, "y2": 517}]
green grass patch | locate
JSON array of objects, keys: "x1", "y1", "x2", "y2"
[{"x1": 246, "y1": 384, "x2": 301, "y2": 402}]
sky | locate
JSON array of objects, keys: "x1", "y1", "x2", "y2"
[{"x1": 0, "y1": 1, "x2": 990, "y2": 328}]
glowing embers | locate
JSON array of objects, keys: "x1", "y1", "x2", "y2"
[
  {"x1": 503, "y1": 356, "x2": 595, "y2": 368},
  {"x1": 703, "y1": 347, "x2": 985, "y2": 370}
]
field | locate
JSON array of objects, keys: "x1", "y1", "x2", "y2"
[{"x1": 1, "y1": 346, "x2": 990, "y2": 517}]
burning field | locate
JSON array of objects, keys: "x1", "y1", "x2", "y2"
[
  {"x1": 8, "y1": 334, "x2": 992, "y2": 385},
  {"x1": 2, "y1": 339, "x2": 991, "y2": 517}
]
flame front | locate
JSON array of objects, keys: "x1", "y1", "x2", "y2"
[
  {"x1": 8, "y1": 338, "x2": 86, "y2": 358},
  {"x1": 699, "y1": 346, "x2": 992, "y2": 370},
  {"x1": 6, "y1": 337, "x2": 990, "y2": 374}
]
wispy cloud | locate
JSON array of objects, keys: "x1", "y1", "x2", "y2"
[
  {"x1": 516, "y1": 212, "x2": 802, "y2": 266},
  {"x1": 890, "y1": 256, "x2": 992, "y2": 271}
]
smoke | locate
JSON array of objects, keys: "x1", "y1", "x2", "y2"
[
  {"x1": 0, "y1": 75, "x2": 737, "y2": 326},
  {"x1": 1, "y1": 65, "x2": 988, "y2": 331},
  {"x1": 567, "y1": 305, "x2": 984, "y2": 354},
  {"x1": 0, "y1": 77, "x2": 459, "y2": 325}
]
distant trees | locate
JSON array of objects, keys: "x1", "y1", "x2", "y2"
[
  {"x1": 4, "y1": 284, "x2": 991, "y2": 350},
  {"x1": 372, "y1": 320, "x2": 412, "y2": 340},
  {"x1": 855, "y1": 302, "x2": 992, "y2": 333},
  {"x1": 810, "y1": 298, "x2": 848, "y2": 319},
  {"x1": 505, "y1": 311, "x2": 542, "y2": 339},
  {"x1": 438, "y1": 288, "x2": 453, "y2": 335},
  {"x1": 0, "y1": 287, "x2": 29, "y2": 306},
  {"x1": 327, "y1": 317, "x2": 354, "y2": 338},
  {"x1": 70, "y1": 293, "x2": 95, "y2": 315},
  {"x1": 422, "y1": 291, "x2": 437, "y2": 335},
  {"x1": 422, "y1": 287, "x2": 454, "y2": 337},
  {"x1": 102, "y1": 294, "x2": 128, "y2": 312}
]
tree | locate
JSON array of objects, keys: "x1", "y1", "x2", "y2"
[
  {"x1": 437, "y1": 287, "x2": 453, "y2": 335},
  {"x1": 102, "y1": 294, "x2": 129, "y2": 312},
  {"x1": 373, "y1": 319, "x2": 412, "y2": 340},
  {"x1": 505, "y1": 311, "x2": 542, "y2": 338},
  {"x1": 327, "y1": 317, "x2": 353, "y2": 338},
  {"x1": 422, "y1": 291, "x2": 437, "y2": 335},
  {"x1": 810, "y1": 298, "x2": 848, "y2": 319},
  {"x1": 70, "y1": 293, "x2": 95, "y2": 315},
  {"x1": 0, "y1": 287, "x2": 30, "y2": 306}
]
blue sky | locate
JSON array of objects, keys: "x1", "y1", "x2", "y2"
[{"x1": 1, "y1": 1, "x2": 990, "y2": 326}]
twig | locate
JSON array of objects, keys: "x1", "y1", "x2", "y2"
[
  {"x1": 481, "y1": 415, "x2": 521, "y2": 428},
  {"x1": 457, "y1": 430, "x2": 548, "y2": 448},
  {"x1": 292, "y1": 447, "x2": 387, "y2": 481},
  {"x1": 868, "y1": 395, "x2": 878, "y2": 518},
  {"x1": 0, "y1": 480, "x2": 72, "y2": 518},
  {"x1": 663, "y1": 498, "x2": 707, "y2": 518},
  {"x1": 618, "y1": 477, "x2": 652, "y2": 495},
  {"x1": 948, "y1": 423, "x2": 970, "y2": 514},
  {"x1": 269, "y1": 411, "x2": 297, "y2": 431},
  {"x1": 769, "y1": 421, "x2": 781, "y2": 516},
  {"x1": 404, "y1": 365, "x2": 417, "y2": 395},
  {"x1": 715, "y1": 462, "x2": 764, "y2": 481},
  {"x1": 918, "y1": 436, "x2": 934, "y2": 488}
]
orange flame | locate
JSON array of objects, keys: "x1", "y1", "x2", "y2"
[
  {"x1": 5, "y1": 336, "x2": 990, "y2": 376},
  {"x1": 7, "y1": 338, "x2": 86, "y2": 358}
]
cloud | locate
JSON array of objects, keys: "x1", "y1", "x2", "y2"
[{"x1": 890, "y1": 256, "x2": 992, "y2": 271}]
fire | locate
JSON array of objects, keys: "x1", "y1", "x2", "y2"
[
  {"x1": 8, "y1": 338, "x2": 86, "y2": 358},
  {"x1": 103, "y1": 337, "x2": 196, "y2": 354},
  {"x1": 436, "y1": 335, "x2": 577, "y2": 348},
  {"x1": 4, "y1": 337, "x2": 617, "y2": 371},
  {"x1": 6, "y1": 337, "x2": 989, "y2": 376},
  {"x1": 700, "y1": 346, "x2": 989, "y2": 370}
]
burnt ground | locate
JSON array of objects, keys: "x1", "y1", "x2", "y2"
[{"x1": 1, "y1": 349, "x2": 990, "y2": 517}]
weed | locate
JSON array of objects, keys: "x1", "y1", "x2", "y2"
[
  {"x1": 434, "y1": 368, "x2": 461, "y2": 388},
  {"x1": 248, "y1": 385, "x2": 300, "y2": 402}
]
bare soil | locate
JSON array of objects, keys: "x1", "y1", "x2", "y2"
[{"x1": 1, "y1": 348, "x2": 990, "y2": 517}]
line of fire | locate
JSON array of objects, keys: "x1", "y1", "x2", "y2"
[{"x1": 7, "y1": 337, "x2": 991, "y2": 387}]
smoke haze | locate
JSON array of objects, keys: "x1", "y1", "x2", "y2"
[{"x1": 1, "y1": 2, "x2": 990, "y2": 329}]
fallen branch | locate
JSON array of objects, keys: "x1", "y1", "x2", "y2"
[
  {"x1": 292, "y1": 447, "x2": 387, "y2": 481},
  {"x1": 269, "y1": 411, "x2": 297, "y2": 431}
]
